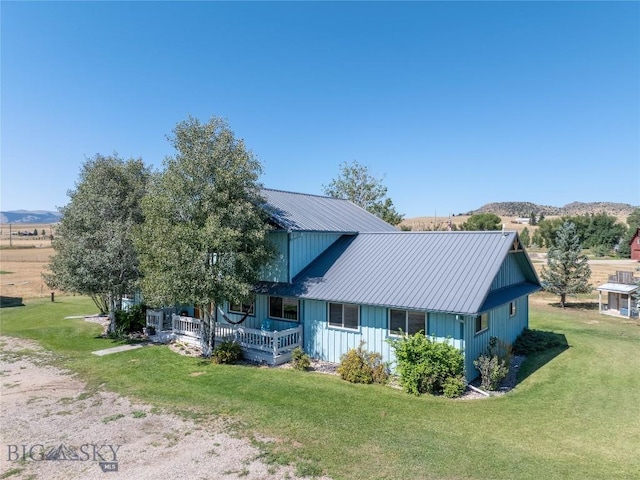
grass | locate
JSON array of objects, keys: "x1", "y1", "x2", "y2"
[{"x1": 1, "y1": 296, "x2": 639, "y2": 479}]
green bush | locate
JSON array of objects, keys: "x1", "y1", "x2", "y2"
[
  {"x1": 488, "y1": 336, "x2": 513, "y2": 365},
  {"x1": 212, "y1": 340, "x2": 242, "y2": 364},
  {"x1": 513, "y1": 329, "x2": 567, "y2": 355},
  {"x1": 388, "y1": 333, "x2": 464, "y2": 396},
  {"x1": 474, "y1": 354, "x2": 509, "y2": 391},
  {"x1": 115, "y1": 304, "x2": 146, "y2": 333},
  {"x1": 592, "y1": 244, "x2": 609, "y2": 258},
  {"x1": 337, "y1": 341, "x2": 388, "y2": 385},
  {"x1": 291, "y1": 347, "x2": 311, "y2": 371},
  {"x1": 442, "y1": 375, "x2": 466, "y2": 398}
]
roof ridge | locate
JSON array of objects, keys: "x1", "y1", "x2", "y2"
[
  {"x1": 261, "y1": 187, "x2": 348, "y2": 201},
  {"x1": 357, "y1": 230, "x2": 517, "y2": 235}
]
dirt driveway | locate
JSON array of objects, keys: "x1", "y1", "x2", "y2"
[{"x1": 0, "y1": 336, "x2": 317, "y2": 480}]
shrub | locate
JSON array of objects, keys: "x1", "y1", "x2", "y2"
[
  {"x1": 474, "y1": 354, "x2": 509, "y2": 391},
  {"x1": 513, "y1": 329, "x2": 567, "y2": 355},
  {"x1": 337, "y1": 341, "x2": 388, "y2": 385},
  {"x1": 488, "y1": 336, "x2": 513, "y2": 366},
  {"x1": 115, "y1": 304, "x2": 146, "y2": 333},
  {"x1": 442, "y1": 375, "x2": 466, "y2": 398},
  {"x1": 291, "y1": 347, "x2": 311, "y2": 371},
  {"x1": 388, "y1": 333, "x2": 464, "y2": 396},
  {"x1": 212, "y1": 340, "x2": 242, "y2": 364}
]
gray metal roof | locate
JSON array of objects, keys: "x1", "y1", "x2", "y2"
[
  {"x1": 596, "y1": 283, "x2": 639, "y2": 294},
  {"x1": 260, "y1": 188, "x2": 397, "y2": 233},
  {"x1": 256, "y1": 231, "x2": 541, "y2": 315}
]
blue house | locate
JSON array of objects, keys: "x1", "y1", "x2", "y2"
[
  {"x1": 147, "y1": 188, "x2": 541, "y2": 380},
  {"x1": 224, "y1": 189, "x2": 541, "y2": 380}
]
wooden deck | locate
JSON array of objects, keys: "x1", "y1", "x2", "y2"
[{"x1": 145, "y1": 309, "x2": 302, "y2": 365}]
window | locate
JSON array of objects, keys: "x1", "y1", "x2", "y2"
[
  {"x1": 329, "y1": 303, "x2": 359, "y2": 330},
  {"x1": 509, "y1": 301, "x2": 516, "y2": 317},
  {"x1": 229, "y1": 298, "x2": 255, "y2": 316},
  {"x1": 389, "y1": 309, "x2": 426, "y2": 336},
  {"x1": 475, "y1": 313, "x2": 489, "y2": 334},
  {"x1": 269, "y1": 296, "x2": 299, "y2": 321}
]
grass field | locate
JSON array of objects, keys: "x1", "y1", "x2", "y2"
[
  {"x1": 1, "y1": 295, "x2": 639, "y2": 479},
  {"x1": 0, "y1": 223, "x2": 58, "y2": 300}
]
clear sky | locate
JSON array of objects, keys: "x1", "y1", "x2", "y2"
[{"x1": 2, "y1": 1, "x2": 639, "y2": 218}]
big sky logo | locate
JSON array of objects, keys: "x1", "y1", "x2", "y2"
[{"x1": 6, "y1": 443, "x2": 121, "y2": 473}]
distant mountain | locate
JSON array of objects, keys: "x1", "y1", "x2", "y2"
[
  {"x1": 468, "y1": 201, "x2": 638, "y2": 218},
  {"x1": 0, "y1": 210, "x2": 61, "y2": 224}
]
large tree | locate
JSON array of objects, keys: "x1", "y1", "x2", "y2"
[
  {"x1": 134, "y1": 116, "x2": 274, "y2": 355},
  {"x1": 461, "y1": 213, "x2": 502, "y2": 231},
  {"x1": 617, "y1": 208, "x2": 640, "y2": 258},
  {"x1": 44, "y1": 154, "x2": 151, "y2": 331},
  {"x1": 323, "y1": 160, "x2": 403, "y2": 225},
  {"x1": 540, "y1": 222, "x2": 592, "y2": 308}
]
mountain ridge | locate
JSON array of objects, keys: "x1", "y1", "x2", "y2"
[
  {"x1": 467, "y1": 201, "x2": 638, "y2": 218},
  {"x1": 1, "y1": 210, "x2": 62, "y2": 224}
]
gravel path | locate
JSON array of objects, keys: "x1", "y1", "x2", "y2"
[{"x1": 0, "y1": 336, "x2": 322, "y2": 480}]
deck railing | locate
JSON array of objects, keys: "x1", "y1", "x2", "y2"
[
  {"x1": 146, "y1": 308, "x2": 176, "y2": 331},
  {"x1": 152, "y1": 314, "x2": 302, "y2": 362},
  {"x1": 171, "y1": 314, "x2": 202, "y2": 339},
  {"x1": 216, "y1": 323, "x2": 302, "y2": 357}
]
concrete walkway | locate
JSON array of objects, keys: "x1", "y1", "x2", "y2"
[{"x1": 92, "y1": 343, "x2": 149, "y2": 356}]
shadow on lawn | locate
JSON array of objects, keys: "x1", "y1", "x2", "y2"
[
  {"x1": 515, "y1": 329, "x2": 570, "y2": 384},
  {"x1": 548, "y1": 301, "x2": 599, "y2": 311},
  {"x1": 0, "y1": 296, "x2": 24, "y2": 308}
]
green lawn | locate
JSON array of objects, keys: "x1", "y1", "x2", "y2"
[{"x1": 1, "y1": 296, "x2": 639, "y2": 479}]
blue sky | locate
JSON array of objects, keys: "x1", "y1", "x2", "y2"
[{"x1": 2, "y1": 1, "x2": 638, "y2": 218}]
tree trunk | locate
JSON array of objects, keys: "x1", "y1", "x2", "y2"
[
  {"x1": 560, "y1": 293, "x2": 566, "y2": 309},
  {"x1": 200, "y1": 304, "x2": 216, "y2": 358},
  {"x1": 108, "y1": 294, "x2": 117, "y2": 333}
]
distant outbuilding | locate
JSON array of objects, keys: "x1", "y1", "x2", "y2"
[{"x1": 629, "y1": 228, "x2": 640, "y2": 261}]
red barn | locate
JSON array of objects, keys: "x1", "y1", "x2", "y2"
[{"x1": 630, "y1": 228, "x2": 640, "y2": 261}]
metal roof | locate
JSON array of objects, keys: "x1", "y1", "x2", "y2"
[
  {"x1": 596, "y1": 283, "x2": 639, "y2": 294},
  {"x1": 256, "y1": 231, "x2": 541, "y2": 315},
  {"x1": 260, "y1": 188, "x2": 397, "y2": 233}
]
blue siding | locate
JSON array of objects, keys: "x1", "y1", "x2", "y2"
[
  {"x1": 290, "y1": 232, "x2": 343, "y2": 278},
  {"x1": 260, "y1": 232, "x2": 288, "y2": 282},
  {"x1": 464, "y1": 295, "x2": 529, "y2": 380},
  {"x1": 302, "y1": 302, "x2": 465, "y2": 369},
  {"x1": 223, "y1": 293, "x2": 528, "y2": 382},
  {"x1": 427, "y1": 312, "x2": 464, "y2": 351},
  {"x1": 491, "y1": 252, "x2": 526, "y2": 290},
  {"x1": 221, "y1": 294, "x2": 300, "y2": 332}
]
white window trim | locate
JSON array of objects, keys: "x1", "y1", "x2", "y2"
[
  {"x1": 388, "y1": 309, "x2": 426, "y2": 337},
  {"x1": 268, "y1": 296, "x2": 299, "y2": 322},
  {"x1": 509, "y1": 301, "x2": 516, "y2": 317},
  {"x1": 327, "y1": 303, "x2": 360, "y2": 331}
]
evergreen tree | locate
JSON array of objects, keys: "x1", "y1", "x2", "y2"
[
  {"x1": 617, "y1": 208, "x2": 640, "y2": 258},
  {"x1": 529, "y1": 212, "x2": 537, "y2": 226},
  {"x1": 541, "y1": 222, "x2": 592, "y2": 308},
  {"x1": 520, "y1": 227, "x2": 530, "y2": 247}
]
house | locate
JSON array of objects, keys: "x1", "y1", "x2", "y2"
[
  {"x1": 630, "y1": 228, "x2": 640, "y2": 261},
  {"x1": 596, "y1": 270, "x2": 639, "y2": 318},
  {"x1": 147, "y1": 188, "x2": 542, "y2": 381}
]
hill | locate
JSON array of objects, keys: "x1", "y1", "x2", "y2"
[
  {"x1": 0, "y1": 210, "x2": 61, "y2": 224},
  {"x1": 468, "y1": 201, "x2": 638, "y2": 218}
]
